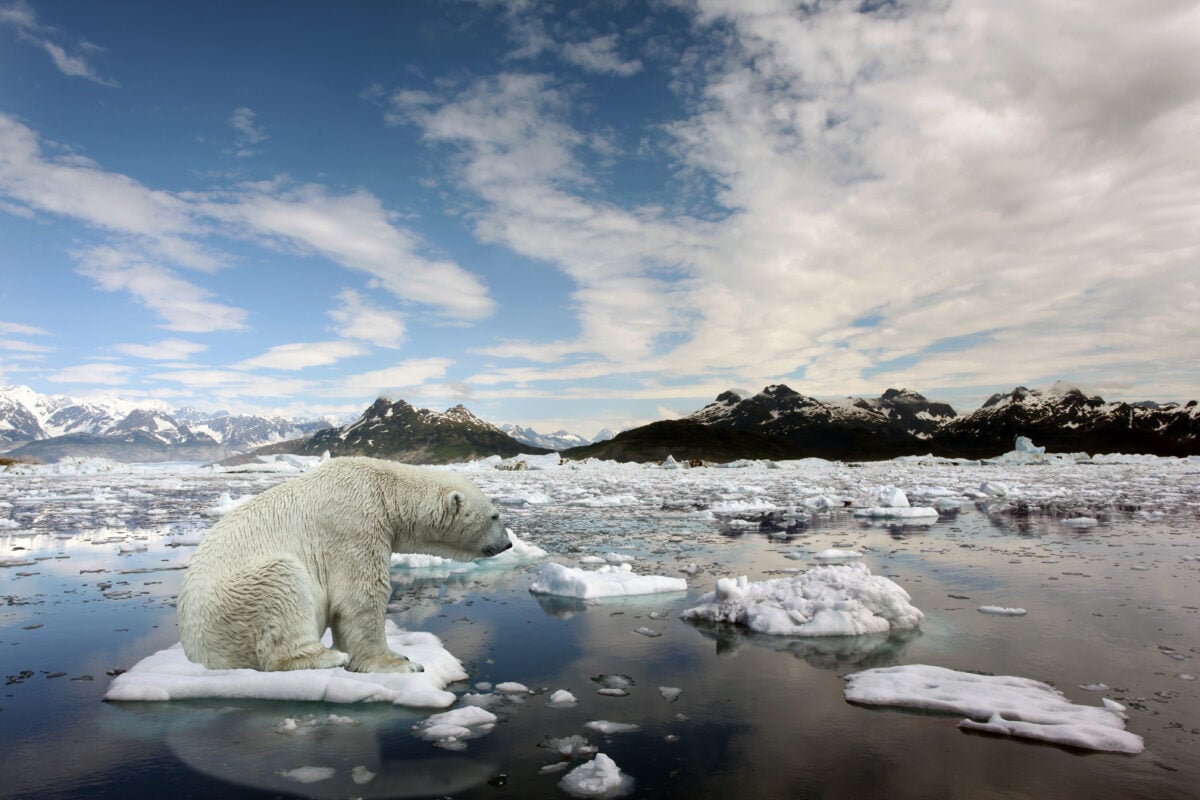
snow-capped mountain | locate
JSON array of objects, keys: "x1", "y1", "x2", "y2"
[
  {"x1": 500, "y1": 424, "x2": 599, "y2": 451},
  {"x1": 0, "y1": 385, "x2": 329, "y2": 462},
  {"x1": 935, "y1": 383, "x2": 1200, "y2": 458},
  {"x1": 572, "y1": 382, "x2": 1200, "y2": 462},
  {"x1": 282, "y1": 397, "x2": 551, "y2": 464},
  {"x1": 688, "y1": 384, "x2": 954, "y2": 459}
]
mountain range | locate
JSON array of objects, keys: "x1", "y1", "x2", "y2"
[
  {"x1": 0, "y1": 385, "x2": 330, "y2": 463},
  {"x1": 3, "y1": 381, "x2": 1198, "y2": 465},
  {"x1": 565, "y1": 383, "x2": 1200, "y2": 462}
]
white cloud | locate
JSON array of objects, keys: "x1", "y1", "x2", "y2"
[
  {"x1": 1, "y1": 1, "x2": 118, "y2": 87},
  {"x1": 561, "y1": 34, "x2": 642, "y2": 77},
  {"x1": 0, "y1": 320, "x2": 48, "y2": 336},
  {"x1": 76, "y1": 246, "x2": 248, "y2": 333},
  {"x1": 202, "y1": 182, "x2": 495, "y2": 320},
  {"x1": 330, "y1": 358, "x2": 454, "y2": 398},
  {"x1": 114, "y1": 338, "x2": 207, "y2": 361},
  {"x1": 0, "y1": 338, "x2": 53, "y2": 354},
  {"x1": 328, "y1": 289, "x2": 407, "y2": 348},
  {"x1": 229, "y1": 107, "x2": 267, "y2": 156},
  {"x1": 47, "y1": 362, "x2": 133, "y2": 385},
  {"x1": 235, "y1": 341, "x2": 368, "y2": 371}
]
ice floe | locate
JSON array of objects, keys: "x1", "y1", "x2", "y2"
[
  {"x1": 529, "y1": 562, "x2": 688, "y2": 599},
  {"x1": 411, "y1": 705, "x2": 498, "y2": 750},
  {"x1": 560, "y1": 753, "x2": 634, "y2": 798},
  {"x1": 390, "y1": 529, "x2": 546, "y2": 570},
  {"x1": 843, "y1": 664, "x2": 1144, "y2": 753},
  {"x1": 681, "y1": 563, "x2": 923, "y2": 637},
  {"x1": 104, "y1": 621, "x2": 466, "y2": 708},
  {"x1": 978, "y1": 605, "x2": 1027, "y2": 616}
]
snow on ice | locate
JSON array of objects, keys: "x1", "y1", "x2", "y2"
[
  {"x1": 104, "y1": 621, "x2": 466, "y2": 708},
  {"x1": 843, "y1": 664, "x2": 1144, "y2": 753},
  {"x1": 560, "y1": 753, "x2": 634, "y2": 798},
  {"x1": 530, "y1": 562, "x2": 687, "y2": 600},
  {"x1": 681, "y1": 563, "x2": 923, "y2": 637}
]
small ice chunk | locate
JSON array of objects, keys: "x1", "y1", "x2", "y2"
[
  {"x1": 585, "y1": 720, "x2": 641, "y2": 735},
  {"x1": 978, "y1": 606, "x2": 1027, "y2": 616},
  {"x1": 541, "y1": 734, "x2": 597, "y2": 758},
  {"x1": 412, "y1": 706, "x2": 498, "y2": 750},
  {"x1": 548, "y1": 689, "x2": 578, "y2": 708},
  {"x1": 1064, "y1": 517, "x2": 1098, "y2": 528},
  {"x1": 1078, "y1": 683, "x2": 1110, "y2": 692},
  {"x1": 875, "y1": 486, "x2": 910, "y2": 508},
  {"x1": 530, "y1": 562, "x2": 687, "y2": 599},
  {"x1": 659, "y1": 686, "x2": 682, "y2": 702},
  {"x1": 351, "y1": 765, "x2": 376, "y2": 785},
  {"x1": 633, "y1": 627, "x2": 662, "y2": 638},
  {"x1": 813, "y1": 548, "x2": 863, "y2": 561},
  {"x1": 495, "y1": 681, "x2": 531, "y2": 694},
  {"x1": 980, "y1": 481, "x2": 1009, "y2": 498},
  {"x1": 559, "y1": 753, "x2": 634, "y2": 799},
  {"x1": 853, "y1": 506, "x2": 938, "y2": 519},
  {"x1": 278, "y1": 766, "x2": 335, "y2": 784}
]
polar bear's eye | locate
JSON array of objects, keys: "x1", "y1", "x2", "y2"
[{"x1": 491, "y1": 512, "x2": 499, "y2": 520}]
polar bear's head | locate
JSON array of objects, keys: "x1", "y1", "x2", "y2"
[{"x1": 439, "y1": 483, "x2": 512, "y2": 560}]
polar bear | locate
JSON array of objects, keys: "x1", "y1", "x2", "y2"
[{"x1": 177, "y1": 456, "x2": 510, "y2": 673}]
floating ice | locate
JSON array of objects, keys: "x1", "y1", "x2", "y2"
[
  {"x1": 391, "y1": 529, "x2": 546, "y2": 570},
  {"x1": 278, "y1": 765, "x2": 335, "y2": 784},
  {"x1": 529, "y1": 562, "x2": 687, "y2": 600},
  {"x1": 204, "y1": 491, "x2": 253, "y2": 517},
  {"x1": 979, "y1": 606, "x2": 1027, "y2": 616},
  {"x1": 412, "y1": 705, "x2": 497, "y2": 750},
  {"x1": 682, "y1": 563, "x2": 923, "y2": 637},
  {"x1": 853, "y1": 506, "x2": 938, "y2": 519},
  {"x1": 844, "y1": 664, "x2": 1144, "y2": 753},
  {"x1": 560, "y1": 753, "x2": 633, "y2": 799},
  {"x1": 813, "y1": 548, "x2": 864, "y2": 561},
  {"x1": 495, "y1": 681, "x2": 531, "y2": 694},
  {"x1": 104, "y1": 621, "x2": 466, "y2": 708},
  {"x1": 1063, "y1": 517, "x2": 1098, "y2": 528},
  {"x1": 273, "y1": 713, "x2": 359, "y2": 735},
  {"x1": 548, "y1": 689, "x2": 578, "y2": 708},
  {"x1": 585, "y1": 720, "x2": 641, "y2": 734},
  {"x1": 659, "y1": 686, "x2": 682, "y2": 701}
]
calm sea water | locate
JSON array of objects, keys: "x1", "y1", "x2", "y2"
[{"x1": 1, "y1": 461, "x2": 1197, "y2": 799}]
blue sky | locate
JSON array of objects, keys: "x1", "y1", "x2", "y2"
[{"x1": 1, "y1": 0, "x2": 1197, "y2": 435}]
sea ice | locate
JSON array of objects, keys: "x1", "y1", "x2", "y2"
[
  {"x1": 548, "y1": 689, "x2": 578, "y2": 708},
  {"x1": 560, "y1": 753, "x2": 633, "y2": 799},
  {"x1": 278, "y1": 766, "x2": 335, "y2": 784},
  {"x1": 104, "y1": 621, "x2": 466, "y2": 708},
  {"x1": 681, "y1": 563, "x2": 923, "y2": 637},
  {"x1": 844, "y1": 664, "x2": 1144, "y2": 753},
  {"x1": 659, "y1": 686, "x2": 682, "y2": 701},
  {"x1": 412, "y1": 705, "x2": 498, "y2": 750},
  {"x1": 529, "y1": 562, "x2": 688, "y2": 600},
  {"x1": 585, "y1": 720, "x2": 641, "y2": 734},
  {"x1": 853, "y1": 505, "x2": 938, "y2": 519},
  {"x1": 813, "y1": 548, "x2": 864, "y2": 561},
  {"x1": 391, "y1": 529, "x2": 546, "y2": 570},
  {"x1": 978, "y1": 606, "x2": 1027, "y2": 616}
]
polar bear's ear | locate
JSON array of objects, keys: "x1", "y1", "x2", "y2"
[{"x1": 445, "y1": 490, "x2": 465, "y2": 516}]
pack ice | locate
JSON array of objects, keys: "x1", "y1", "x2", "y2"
[{"x1": 681, "y1": 563, "x2": 923, "y2": 637}]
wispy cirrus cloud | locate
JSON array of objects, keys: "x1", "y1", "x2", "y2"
[
  {"x1": 560, "y1": 34, "x2": 642, "y2": 76},
  {"x1": 0, "y1": 0, "x2": 119, "y2": 87},
  {"x1": 229, "y1": 107, "x2": 267, "y2": 157}
]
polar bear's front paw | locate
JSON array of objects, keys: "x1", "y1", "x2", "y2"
[
  {"x1": 351, "y1": 653, "x2": 425, "y2": 674},
  {"x1": 267, "y1": 646, "x2": 351, "y2": 672}
]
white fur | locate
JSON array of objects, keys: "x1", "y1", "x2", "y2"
[{"x1": 177, "y1": 457, "x2": 509, "y2": 673}]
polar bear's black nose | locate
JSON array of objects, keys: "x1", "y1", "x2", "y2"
[{"x1": 482, "y1": 540, "x2": 513, "y2": 557}]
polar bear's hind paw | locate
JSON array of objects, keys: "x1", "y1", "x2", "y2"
[{"x1": 266, "y1": 646, "x2": 351, "y2": 672}]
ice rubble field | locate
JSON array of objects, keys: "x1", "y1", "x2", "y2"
[{"x1": 2, "y1": 450, "x2": 1200, "y2": 797}]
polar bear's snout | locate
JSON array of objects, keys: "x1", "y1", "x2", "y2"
[{"x1": 479, "y1": 517, "x2": 512, "y2": 558}]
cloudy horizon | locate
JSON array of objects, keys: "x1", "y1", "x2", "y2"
[{"x1": 2, "y1": 0, "x2": 1197, "y2": 436}]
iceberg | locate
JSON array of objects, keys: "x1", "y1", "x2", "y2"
[{"x1": 529, "y1": 562, "x2": 687, "y2": 599}]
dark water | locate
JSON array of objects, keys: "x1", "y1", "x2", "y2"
[{"x1": 1, "y1": 463, "x2": 1198, "y2": 799}]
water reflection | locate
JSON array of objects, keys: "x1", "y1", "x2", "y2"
[{"x1": 687, "y1": 623, "x2": 920, "y2": 670}]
